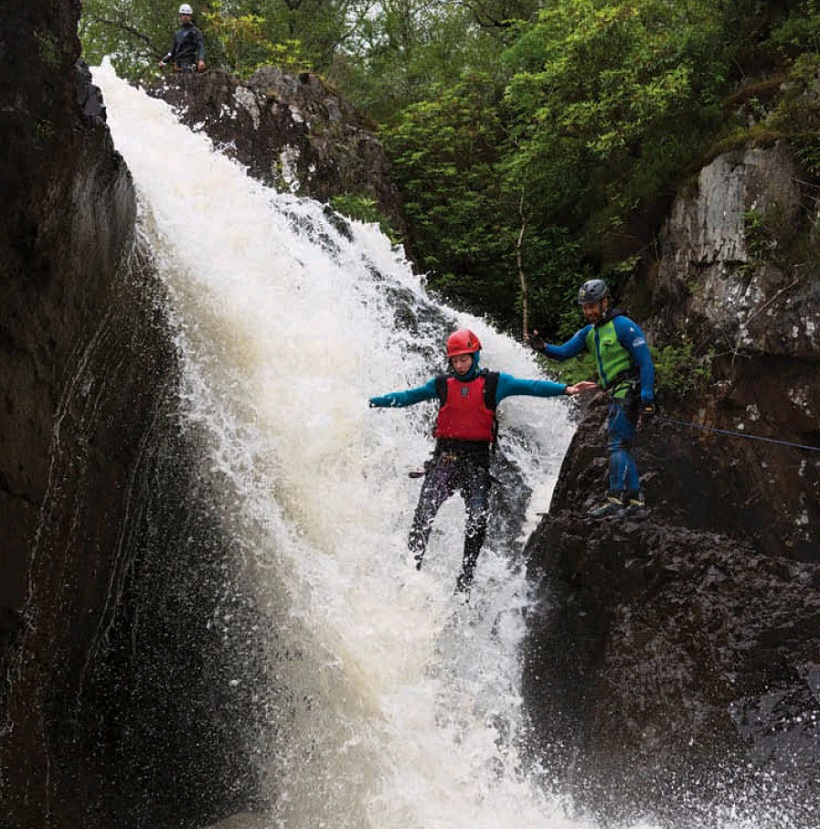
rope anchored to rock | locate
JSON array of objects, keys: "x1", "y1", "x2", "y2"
[{"x1": 658, "y1": 416, "x2": 820, "y2": 453}]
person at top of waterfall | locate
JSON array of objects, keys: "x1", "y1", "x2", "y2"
[
  {"x1": 528, "y1": 278, "x2": 656, "y2": 519},
  {"x1": 368, "y1": 329, "x2": 597, "y2": 595},
  {"x1": 158, "y1": 4, "x2": 206, "y2": 73}
]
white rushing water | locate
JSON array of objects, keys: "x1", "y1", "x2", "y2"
[{"x1": 92, "y1": 61, "x2": 631, "y2": 829}]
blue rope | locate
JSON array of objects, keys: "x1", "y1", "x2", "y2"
[{"x1": 658, "y1": 416, "x2": 820, "y2": 453}]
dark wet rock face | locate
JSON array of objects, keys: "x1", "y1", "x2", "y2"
[
  {"x1": 1, "y1": 3, "x2": 265, "y2": 827},
  {"x1": 524, "y1": 510, "x2": 820, "y2": 826},
  {"x1": 522, "y1": 143, "x2": 820, "y2": 826}
]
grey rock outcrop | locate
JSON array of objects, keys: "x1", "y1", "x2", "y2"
[
  {"x1": 655, "y1": 141, "x2": 818, "y2": 362},
  {"x1": 147, "y1": 67, "x2": 405, "y2": 234}
]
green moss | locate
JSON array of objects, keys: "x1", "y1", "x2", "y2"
[
  {"x1": 34, "y1": 28, "x2": 61, "y2": 70},
  {"x1": 35, "y1": 118, "x2": 55, "y2": 143}
]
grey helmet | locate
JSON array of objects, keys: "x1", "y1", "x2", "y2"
[{"x1": 577, "y1": 278, "x2": 610, "y2": 305}]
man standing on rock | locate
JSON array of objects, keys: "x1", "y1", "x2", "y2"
[
  {"x1": 159, "y1": 4, "x2": 206, "y2": 73},
  {"x1": 529, "y1": 279, "x2": 656, "y2": 518}
]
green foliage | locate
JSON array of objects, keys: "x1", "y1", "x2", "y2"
[
  {"x1": 328, "y1": 0, "x2": 514, "y2": 122},
  {"x1": 502, "y1": 0, "x2": 729, "y2": 254},
  {"x1": 770, "y1": 0, "x2": 820, "y2": 54},
  {"x1": 767, "y1": 44, "x2": 820, "y2": 176},
  {"x1": 79, "y1": 0, "x2": 171, "y2": 82},
  {"x1": 794, "y1": 134, "x2": 820, "y2": 178},
  {"x1": 330, "y1": 193, "x2": 401, "y2": 244},
  {"x1": 523, "y1": 227, "x2": 592, "y2": 340},
  {"x1": 743, "y1": 208, "x2": 775, "y2": 262},
  {"x1": 381, "y1": 74, "x2": 519, "y2": 324},
  {"x1": 203, "y1": 4, "x2": 273, "y2": 75},
  {"x1": 652, "y1": 340, "x2": 714, "y2": 401},
  {"x1": 202, "y1": 3, "x2": 310, "y2": 76},
  {"x1": 537, "y1": 351, "x2": 598, "y2": 387}
]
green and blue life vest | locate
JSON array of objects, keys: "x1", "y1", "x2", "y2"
[{"x1": 585, "y1": 317, "x2": 638, "y2": 399}]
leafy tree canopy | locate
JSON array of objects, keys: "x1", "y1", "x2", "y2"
[{"x1": 79, "y1": 0, "x2": 820, "y2": 352}]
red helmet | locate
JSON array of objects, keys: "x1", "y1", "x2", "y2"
[{"x1": 446, "y1": 329, "x2": 482, "y2": 357}]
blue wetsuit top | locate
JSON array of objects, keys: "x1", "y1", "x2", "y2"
[{"x1": 369, "y1": 371, "x2": 566, "y2": 408}]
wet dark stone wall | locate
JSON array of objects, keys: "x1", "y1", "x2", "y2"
[{"x1": 1, "y1": 3, "x2": 266, "y2": 827}]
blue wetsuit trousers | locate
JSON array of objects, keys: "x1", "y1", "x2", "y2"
[
  {"x1": 408, "y1": 447, "x2": 491, "y2": 590},
  {"x1": 608, "y1": 396, "x2": 641, "y2": 493}
]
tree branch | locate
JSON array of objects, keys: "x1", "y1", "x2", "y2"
[
  {"x1": 515, "y1": 189, "x2": 529, "y2": 339},
  {"x1": 88, "y1": 16, "x2": 166, "y2": 58}
]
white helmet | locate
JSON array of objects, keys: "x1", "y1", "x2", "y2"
[{"x1": 179, "y1": 3, "x2": 193, "y2": 14}]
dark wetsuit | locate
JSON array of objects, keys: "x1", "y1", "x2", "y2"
[
  {"x1": 370, "y1": 358, "x2": 568, "y2": 592},
  {"x1": 408, "y1": 438, "x2": 491, "y2": 592},
  {"x1": 162, "y1": 21, "x2": 205, "y2": 71}
]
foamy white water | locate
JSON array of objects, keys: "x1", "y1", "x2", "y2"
[{"x1": 92, "y1": 60, "x2": 613, "y2": 829}]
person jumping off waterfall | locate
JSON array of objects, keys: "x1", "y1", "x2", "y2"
[
  {"x1": 158, "y1": 4, "x2": 206, "y2": 73},
  {"x1": 528, "y1": 279, "x2": 656, "y2": 518},
  {"x1": 369, "y1": 328, "x2": 597, "y2": 595}
]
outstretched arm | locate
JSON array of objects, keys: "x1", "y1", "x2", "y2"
[
  {"x1": 528, "y1": 326, "x2": 591, "y2": 361},
  {"x1": 495, "y1": 373, "x2": 598, "y2": 402},
  {"x1": 369, "y1": 378, "x2": 438, "y2": 408},
  {"x1": 566, "y1": 380, "x2": 599, "y2": 395}
]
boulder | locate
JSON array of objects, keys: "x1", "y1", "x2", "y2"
[{"x1": 147, "y1": 67, "x2": 405, "y2": 235}]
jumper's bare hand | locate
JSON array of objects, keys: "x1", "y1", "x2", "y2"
[{"x1": 565, "y1": 380, "x2": 599, "y2": 395}]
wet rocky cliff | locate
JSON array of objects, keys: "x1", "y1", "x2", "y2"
[
  {"x1": 1, "y1": 2, "x2": 264, "y2": 827},
  {"x1": 522, "y1": 142, "x2": 820, "y2": 826}
]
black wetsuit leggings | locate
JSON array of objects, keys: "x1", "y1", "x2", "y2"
[{"x1": 408, "y1": 448, "x2": 491, "y2": 591}]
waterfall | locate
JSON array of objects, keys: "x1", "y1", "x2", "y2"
[{"x1": 93, "y1": 60, "x2": 602, "y2": 829}]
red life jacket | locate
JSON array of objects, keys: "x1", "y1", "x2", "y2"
[{"x1": 433, "y1": 371, "x2": 499, "y2": 442}]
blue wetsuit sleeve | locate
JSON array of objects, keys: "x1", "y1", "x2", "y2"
[
  {"x1": 494, "y1": 373, "x2": 567, "y2": 403},
  {"x1": 612, "y1": 316, "x2": 655, "y2": 402},
  {"x1": 369, "y1": 378, "x2": 439, "y2": 408},
  {"x1": 542, "y1": 326, "x2": 591, "y2": 361}
]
